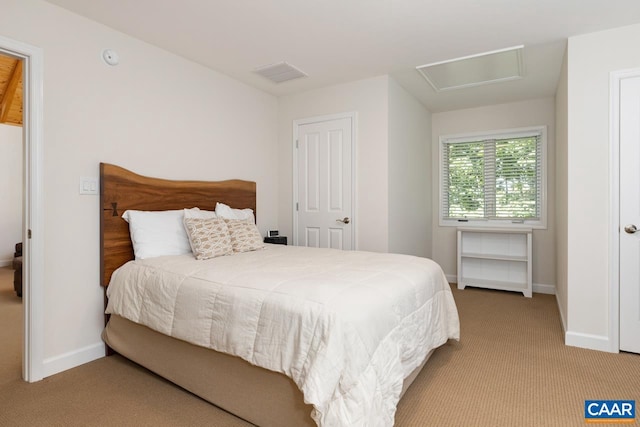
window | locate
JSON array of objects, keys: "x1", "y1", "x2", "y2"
[{"x1": 440, "y1": 126, "x2": 546, "y2": 228}]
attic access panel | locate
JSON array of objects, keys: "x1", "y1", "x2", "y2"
[{"x1": 416, "y1": 45, "x2": 524, "y2": 92}]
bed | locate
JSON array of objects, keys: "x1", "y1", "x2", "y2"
[{"x1": 100, "y1": 162, "x2": 460, "y2": 427}]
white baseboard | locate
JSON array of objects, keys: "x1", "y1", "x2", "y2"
[
  {"x1": 42, "y1": 342, "x2": 106, "y2": 378},
  {"x1": 565, "y1": 331, "x2": 616, "y2": 353},
  {"x1": 445, "y1": 274, "x2": 456, "y2": 284},
  {"x1": 556, "y1": 295, "x2": 567, "y2": 334},
  {"x1": 533, "y1": 283, "x2": 555, "y2": 295},
  {"x1": 0, "y1": 259, "x2": 13, "y2": 267}
]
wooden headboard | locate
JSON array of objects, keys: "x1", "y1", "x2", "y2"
[{"x1": 100, "y1": 163, "x2": 257, "y2": 287}]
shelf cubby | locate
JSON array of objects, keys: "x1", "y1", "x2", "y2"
[{"x1": 457, "y1": 227, "x2": 532, "y2": 298}]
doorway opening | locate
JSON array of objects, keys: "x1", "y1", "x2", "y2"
[
  {"x1": 0, "y1": 89, "x2": 22, "y2": 381},
  {"x1": 0, "y1": 35, "x2": 44, "y2": 382}
]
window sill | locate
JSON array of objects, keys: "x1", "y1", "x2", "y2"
[{"x1": 439, "y1": 219, "x2": 547, "y2": 230}]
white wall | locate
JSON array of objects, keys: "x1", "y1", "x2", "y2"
[
  {"x1": 277, "y1": 76, "x2": 390, "y2": 253},
  {"x1": 388, "y1": 78, "x2": 432, "y2": 258},
  {"x1": 431, "y1": 98, "x2": 557, "y2": 290},
  {"x1": 0, "y1": 124, "x2": 22, "y2": 266},
  {"x1": 564, "y1": 22, "x2": 640, "y2": 350},
  {"x1": 555, "y1": 49, "x2": 568, "y2": 332},
  {"x1": 0, "y1": 0, "x2": 278, "y2": 375}
]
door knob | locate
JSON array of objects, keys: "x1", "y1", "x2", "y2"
[
  {"x1": 336, "y1": 217, "x2": 350, "y2": 224},
  {"x1": 624, "y1": 224, "x2": 638, "y2": 234}
]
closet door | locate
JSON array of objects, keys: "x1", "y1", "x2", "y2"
[
  {"x1": 294, "y1": 115, "x2": 354, "y2": 250},
  {"x1": 619, "y1": 73, "x2": 640, "y2": 353}
]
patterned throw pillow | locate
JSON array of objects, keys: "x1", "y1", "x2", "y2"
[
  {"x1": 224, "y1": 219, "x2": 265, "y2": 253},
  {"x1": 183, "y1": 217, "x2": 233, "y2": 260}
]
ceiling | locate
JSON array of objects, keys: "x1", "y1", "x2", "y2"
[
  {"x1": 45, "y1": 0, "x2": 640, "y2": 112},
  {"x1": 0, "y1": 54, "x2": 23, "y2": 126}
]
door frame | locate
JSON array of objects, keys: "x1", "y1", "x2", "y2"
[
  {"x1": 609, "y1": 67, "x2": 640, "y2": 353},
  {"x1": 292, "y1": 112, "x2": 357, "y2": 249},
  {"x1": 0, "y1": 35, "x2": 45, "y2": 381}
]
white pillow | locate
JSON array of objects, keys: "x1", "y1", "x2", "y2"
[
  {"x1": 215, "y1": 202, "x2": 255, "y2": 223},
  {"x1": 122, "y1": 209, "x2": 192, "y2": 259},
  {"x1": 183, "y1": 207, "x2": 217, "y2": 219}
]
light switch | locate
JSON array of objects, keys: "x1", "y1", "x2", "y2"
[{"x1": 79, "y1": 177, "x2": 98, "y2": 195}]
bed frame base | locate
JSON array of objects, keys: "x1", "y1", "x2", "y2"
[
  {"x1": 103, "y1": 315, "x2": 433, "y2": 427},
  {"x1": 104, "y1": 315, "x2": 315, "y2": 427}
]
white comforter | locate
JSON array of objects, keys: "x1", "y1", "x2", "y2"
[{"x1": 106, "y1": 244, "x2": 460, "y2": 427}]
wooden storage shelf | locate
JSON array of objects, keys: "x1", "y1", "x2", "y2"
[{"x1": 457, "y1": 227, "x2": 532, "y2": 298}]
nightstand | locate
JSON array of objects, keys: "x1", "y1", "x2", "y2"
[{"x1": 264, "y1": 236, "x2": 287, "y2": 245}]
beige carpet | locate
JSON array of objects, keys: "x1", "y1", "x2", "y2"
[
  {"x1": 0, "y1": 266, "x2": 22, "y2": 385},
  {"x1": 0, "y1": 268, "x2": 638, "y2": 426}
]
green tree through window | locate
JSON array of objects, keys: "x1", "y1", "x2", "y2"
[{"x1": 442, "y1": 129, "x2": 543, "y2": 223}]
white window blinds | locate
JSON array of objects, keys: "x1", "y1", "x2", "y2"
[{"x1": 442, "y1": 130, "x2": 543, "y2": 222}]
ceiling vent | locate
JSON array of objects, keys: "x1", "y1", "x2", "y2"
[
  {"x1": 416, "y1": 45, "x2": 524, "y2": 92},
  {"x1": 253, "y1": 62, "x2": 307, "y2": 83}
]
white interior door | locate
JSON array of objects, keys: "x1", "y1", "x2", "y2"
[
  {"x1": 294, "y1": 115, "x2": 354, "y2": 250},
  {"x1": 619, "y1": 73, "x2": 640, "y2": 353}
]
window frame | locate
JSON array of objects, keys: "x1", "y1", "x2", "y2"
[{"x1": 438, "y1": 125, "x2": 547, "y2": 229}]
